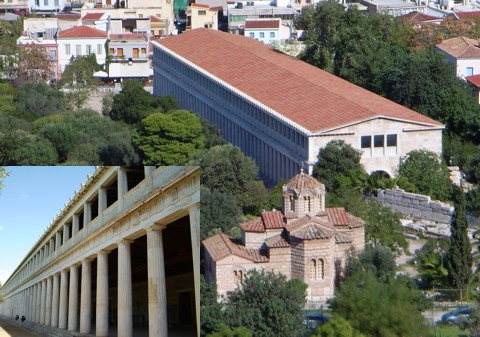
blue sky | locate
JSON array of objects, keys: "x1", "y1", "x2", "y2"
[{"x1": 0, "y1": 166, "x2": 96, "y2": 285}]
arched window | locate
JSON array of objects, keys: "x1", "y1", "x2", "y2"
[
  {"x1": 289, "y1": 195, "x2": 295, "y2": 211},
  {"x1": 234, "y1": 269, "x2": 243, "y2": 285},
  {"x1": 310, "y1": 258, "x2": 325, "y2": 280},
  {"x1": 310, "y1": 259, "x2": 316, "y2": 279},
  {"x1": 317, "y1": 259, "x2": 324, "y2": 280}
]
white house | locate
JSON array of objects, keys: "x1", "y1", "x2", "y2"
[
  {"x1": 57, "y1": 26, "x2": 107, "y2": 73},
  {"x1": 28, "y1": 0, "x2": 65, "y2": 13},
  {"x1": 244, "y1": 19, "x2": 282, "y2": 45},
  {"x1": 436, "y1": 36, "x2": 480, "y2": 78},
  {"x1": 107, "y1": 33, "x2": 152, "y2": 78}
]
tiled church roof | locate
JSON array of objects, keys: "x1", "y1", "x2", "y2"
[
  {"x1": 326, "y1": 208, "x2": 350, "y2": 226},
  {"x1": 284, "y1": 173, "x2": 323, "y2": 192},
  {"x1": 289, "y1": 223, "x2": 334, "y2": 241},
  {"x1": 203, "y1": 233, "x2": 269, "y2": 262},
  {"x1": 240, "y1": 210, "x2": 285, "y2": 232}
]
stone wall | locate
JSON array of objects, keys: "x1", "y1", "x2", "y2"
[{"x1": 375, "y1": 188, "x2": 454, "y2": 224}]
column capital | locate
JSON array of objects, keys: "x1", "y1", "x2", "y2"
[
  {"x1": 118, "y1": 239, "x2": 134, "y2": 246},
  {"x1": 82, "y1": 257, "x2": 94, "y2": 263},
  {"x1": 146, "y1": 224, "x2": 166, "y2": 233},
  {"x1": 97, "y1": 249, "x2": 111, "y2": 257}
]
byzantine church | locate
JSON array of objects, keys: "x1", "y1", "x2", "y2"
[{"x1": 203, "y1": 172, "x2": 365, "y2": 304}]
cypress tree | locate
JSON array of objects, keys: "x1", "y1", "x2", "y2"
[{"x1": 446, "y1": 186, "x2": 472, "y2": 291}]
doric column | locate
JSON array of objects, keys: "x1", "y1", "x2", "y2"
[
  {"x1": 96, "y1": 250, "x2": 109, "y2": 337},
  {"x1": 189, "y1": 205, "x2": 201, "y2": 337},
  {"x1": 51, "y1": 273, "x2": 60, "y2": 327},
  {"x1": 98, "y1": 187, "x2": 107, "y2": 222},
  {"x1": 63, "y1": 224, "x2": 69, "y2": 244},
  {"x1": 118, "y1": 239, "x2": 133, "y2": 337},
  {"x1": 146, "y1": 225, "x2": 168, "y2": 337},
  {"x1": 40, "y1": 279, "x2": 46, "y2": 324},
  {"x1": 35, "y1": 282, "x2": 41, "y2": 323},
  {"x1": 29, "y1": 285, "x2": 36, "y2": 322},
  {"x1": 45, "y1": 276, "x2": 52, "y2": 326},
  {"x1": 50, "y1": 238, "x2": 55, "y2": 255},
  {"x1": 144, "y1": 166, "x2": 155, "y2": 193},
  {"x1": 56, "y1": 231, "x2": 62, "y2": 250},
  {"x1": 59, "y1": 269, "x2": 69, "y2": 329},
  {"x1": 80, "y1": 258, "x2": 92, "y2": 334},
  {"x1": 117, "y1": 168, "x2": 128, "y2": 211},
  {"x1": 68, "y1": 264, "x2": 79, "y2": 331},
  {"x1": 73, "y1": 214, "x2": 79, "y2": 236}
]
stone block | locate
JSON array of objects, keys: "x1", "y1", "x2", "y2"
[
  {"x1": 415, "y1": 194, "x2": 430, "y2": 202},
  {"x1": 394, "y1": 189, "x2": 404, "y2": 196},
  {"x1": 412, "y1": 199, "x2": 419, "y2": 205},
  {"x1": 430, "y1": 202, "x2": 442, "y2": 210}
]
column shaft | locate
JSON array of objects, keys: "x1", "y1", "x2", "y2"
[
  {"x1": 35, "y1": 282, "x2": 41, "y2": 323},
  {"x1": 51, "y1": 273, "x2": 60, "y2": 327},
  {"x1": 45, "y1": 277, "x2": 52, "y2": 326},
  {"x1": 147, "y1": 226, "x2": 168, "y2": 337},
  {"x1": 190, "y1": 206, "x2": 201, "y2": 337},
  {"x1": 68, "y1": 264, "x2": 79, "y2": 331},
  {"x1": 118, "y1": 239, "x2": 133, "y2": 337},
  {"x1": 96, "y1": 251, "x2": 109, "y2": 337},
  {"x1": 59, "y1": 269, "x2": 69, "y2": 329},
  {"x1": 80, "y1": 259, "x2": 92, "y2": 334}
]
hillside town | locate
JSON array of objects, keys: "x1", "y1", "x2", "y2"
[{"x1": 1, "y1": 0, "x2": 480, "y2": 335}]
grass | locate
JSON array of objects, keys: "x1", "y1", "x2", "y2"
[{"x1": 431, "y1": 325, "x2": 468, "y2": 337}]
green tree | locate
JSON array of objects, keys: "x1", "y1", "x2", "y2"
[
  {"x1": 331, "y1": 271, "x2": 428, "y2": 337},
  {"x1": 464, "y1": 149, "x2": 480, "y2": 184},
  {"x1": 224, "y1": 270, "x2": 307, "y2": 337},
  {"x1": 343, "y1": 245, "x2": 397, "y2": 283},
  {"x1": 206, "y1": 324, "x2": 252, "y2": 337},
  {"x1": 60, "y1": 54, "x2": 100, "y2": 87},
  {"x1": 0, "y1": 166, "x2": 8, "y2": 194},
  {"x1": 17, "y1": 43, "x2": 54, "y2": 84},
  {"x1": 311, "y1": 316, "x2": 364, "y2": 337},
  {"x1": 466, "y1": 187, "x2": 480, "y2": 217},
  {"x1": 414, "y1": 238, "x2": 449, "y2": 288},
  {"x1": 312, "y1": 140, "x2": 364, "y2": 192},
  {"x1": 446, "y1": 187, "x2": 472, "y2": 291},
  {"x1": 201, "y1": 186, "x2": 243, "y2": 241},
  {"x1": 13, "y1": 83, "x2": 66, "y2": 117},
  {"x1": 0, "y1": 19, "x2": 22, "y2": 81},
  {"x1": 201, "y1": 275, "x2": 225, "y2": 336},
  {"x1": 132, "y1": 110, "x2": 206, "y2": 165},
  {"x1": 398, "y1": 149, "x2": 452, "y2": 200}
]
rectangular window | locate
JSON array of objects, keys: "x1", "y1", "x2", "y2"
[
  {"x1": 260, "y1": 32, "x2": 265, "y2": 38},
  {"x1": 386, "y1": 134, "x2": 397, "y2": 147},
  {"x1": 109, "y1": 48, "x2": 114, "y2": 55},
  {"x1": 270, "y1": 32, "x2": 275, "y2": 38},
  {"x1": 43, "y1": 0, "x2": 48, "y2": 5},
  {"x1": 97, "y1": 44, "x2": 102, "y2": 54},
  {"x1": 35, "y1": 0, "x2": 39, "y2": 5},
  {"x1": 50, "y1": 50, "x2": 56, "y2": 60},
  {"x1": 249, "y1": 32, "x2": 254, "y2": 38},
  {"x1": 141, "y1": 47, "x2": 146, "y2": 54},
  {"x1": 138, "y1": 13, "x2": 143, "y2": 17},
  {"x1": 86, "y1": 45, "x2": 92, "y2": 55},
  {"x1": 467, "y1": 67, "x2": 474, "y2": 77},
  {"x1": 76, "y1": 45, "x2": 81, "y2": 55},
  {"x1": 65, "y1": 44, "x2": 71, "y2": 55},
  {"x1": 133, "y1": 48, "x2": 139, "y2": 59},
  {"x1": 361, "y1": 136, "x2": 371, "y2": 149},
  {"x1": 54, "y1": 0, "x2": 58, "y2": 5},
  {"x1": 198, "y1": 10, "x2": 206, "y2": 15},
  {"x1": 117, "y1": 48, "x2": 123, "y2": 56},
  {"x1": 374, "y1": 135, "x2": 384, "y2": 148}
]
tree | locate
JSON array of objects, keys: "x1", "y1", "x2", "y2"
[
  {"x1": 17, "y1": 43, "x2": 54, "y2": 84},
  {"x1": 312, "y1": 140, "x2": 364, "y2": 192},
  {"x1": 311, "y1": 316, "x2": 364, "y2": 337},
  {"x1": 224, "y1": 270, "x2": 307, "y2": 337},
  {"x1": 206, "y1": 324, "x2": 252, "y2": 337},
  {"x1": 201, "y1": 275, "x2": 225, "y2": 336},
  {"x1": 330, "y1": 270, "x2": 428, "y2": 337},
  {"x1": 0, "y1": 167, "x2": 8, "y2": 195},
  {"x1": 132, "y1": 110, "x2": 206, "y2": 165},
  {"x1": 60, "y1": 54, "x2": 100, "y2": 87},
  {"x1": 201, "y1": 186, "x2": 243, "y2": 241},
  {"x1": 466, "y1": 187, "x2": 480, "y2": 217},
  {"x1": 446, "y1": 186, "x2": 472, "y2": 292},
  {"x1": 343, "y1": 245, "x2": 397, "y2": 283},
  {"x1": 0, "y1": 19, "x2": 22, "y2": 81},
  {"x1": 13, "y1": 83, "x2": 66, "y2": 117},
  {"x1": 398, "y1": 149, "x2": 453, "y2": 201},
  {"x1": 414, "y1": 238, "x2": 450, "y2": 288}
]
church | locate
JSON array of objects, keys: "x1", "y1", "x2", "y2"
[{"x1": 203, "y1": 173, "x2": 365, "y2": 304}]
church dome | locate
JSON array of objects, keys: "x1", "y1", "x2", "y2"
[{"x1": 284, "y1": 173, "x2": 324, "y2": 193}]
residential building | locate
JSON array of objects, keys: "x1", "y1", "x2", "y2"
[
  {"x1": 435, "y1": 36, "x2": 480, "y2": 78},
  {"x1": 244, "y1": 19, "x2": 282, "y2": 45},
  {"x1": 150, "y1": 15, "x2": 170, "y2": 37},
  {"x1": 29, "y1": 0, "x2": 65, "y2": 13},
  {"x1": 186, "y1": 3, "x2": 219, "y2": 30},
  {"x1": 57, "y1": 25, "x2": 108, "y2": 73},
  {"x1": 108, "y1": 33, "x2": 153, "y2": 79},
  {"x1": 0, "y1": 166, "x2": 200, "y2": 337},
  {"x1": 152, "y1": 29, "x2": 444, "y2": 185},
  {"x1": 81, "y1": 12, "x2": 109, "y2": 31},
  {"x1": 203, "y1": 172, "x2": 365, "y2": 303},
  {"x1": 359, "y1": 0, "x2": 427, "y2": 17},
  {"x1": 0, "y1": 0, "x2": 28, "y2": 15}
]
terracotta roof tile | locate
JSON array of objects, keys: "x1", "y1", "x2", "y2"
[
  {"x1": 326, "y1": 208, "x2": 350, "y2": 226},
  {"x1": 335, "y1": 232, "x2": 352, "y2": 244},
  {"x1": 436, "y1": 36, "x2": 480, "y2": 58},
  {"x1": 203, "y1": 233, "x2": 261, "y2": 262},
  {"x1": 58, "y1": 26, "x2": 107, "y2": 38},
  {"x1": 81, "y1": 13, "x2": 105, "y2": 20},
  {"x1": 245, "y1": 19, "x2": 280, "y2": 29},
  {"x1": 400, "y1": 11, "x2": 440, "y2": 23},
  {"x1": 155, "y1": 29, "x2": 444, "y2": 133},
  {"x1": 348, "y1": 214, "x2": 365, "y2": 228},
  {"x1": 240, "y1": 217, "x2": 265, "y2": 232},
  {"x1": 266, "y1": 234, "x2": 290, "y2": 248},
  {"x1": 191, "y1": 3, "x2": 210, "y2": 8},
  {"x1": 150, "y1": 15, "x2": 162, "y2": 22},
  {"x1": 455, "y1": 11, "x2": 480, "y2": 19},
  {"x1": 290, "y1": 223, "x2": 333, "y2": 240},
  {"x1": 467, "y1": 74, "x2": 480, "y2": 86},
  {"x1": 53, "y1": 13, "x2": 81, "y2": 20},
  {"x1": 284, "y1": 173, "x2": 323, "y2": 192},
  {"x1": 261, "y1": 210, "x2": 285, "y2": 229}
]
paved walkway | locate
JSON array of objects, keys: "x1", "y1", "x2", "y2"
[{"x1": 0, "y1": 318, "x2": 38, "y2": 337}]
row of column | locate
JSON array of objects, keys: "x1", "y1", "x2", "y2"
[{"x1": 10, "y1": 225, "x2": 169, "y2": 337}]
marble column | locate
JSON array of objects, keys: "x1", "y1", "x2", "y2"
[
  {"x1": 45, "y1": 277, "x2": 52, "y2": 326},
  {"x1": 117, "y1": 239, "x2": 133, "y2": 337},
  {"x1": 51, "y1": 273, "x2": 60, "y2": 327},
  {"x1": 40, "y1": 279, "x2": 47, "y2": 324},
  {"x1": 189, "y1": 205, "x2": 201, "y2": 337},
  {"x1": 146, "y1": 225, "x2": 168, "y2": 337},
  {"x1": 144, "y1": 166, "x2": 155, "y2": 193},
  {"x1": 35, "y1": 282, "x2": 41, "y2": 323},
  {"x1": 80, "y1": 258, "x2": 92, "y2": 334},
  {"x1": 96, "y1": 250, "x2": 109, "y2": 337},
  {"x1": 68, "y1": 264, "x2": 79, "y2": 331},
  {"x1": 117, "y1": 168, "x2": 128, "y2": 211},
  {"x1": 59, "y1": 269, "x2": 69, "y2": 329},
  {"x1": 98, "y1": 187, "x2": 107, "y2": 224}
]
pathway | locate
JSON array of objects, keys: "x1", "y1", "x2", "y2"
[{"x1": 0, "y1": 318, "x2": 38, "y2": 337}]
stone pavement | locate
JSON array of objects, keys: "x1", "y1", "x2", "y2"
[{"x1": 0, "y1": 318, "x2": 39, "y2": 337}]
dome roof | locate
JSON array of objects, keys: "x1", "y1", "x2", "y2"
[{"x1": 283, "y1": 173, "x2": 324, "y2": 193}]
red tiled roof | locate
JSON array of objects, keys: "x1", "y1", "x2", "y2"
[
  {"x1": 150, "y1": 15, "x2": 162, "y2": 22},
  {"x1": 240, "y1": 217, "x2": 265, "y2": 232},
  {"x1": 266, "y1": 235, "x2": 290, "y2": 248},
  {"x1": 245, "y1": 19, "x2": 280, "y2": 29},
  {"x1": 436, "y1": 36, "x2": 480, "y2": 58},
  {"x1": 261, "y1": 210, "x2": 284, "y2": 229},
  {"x1": 156, "y1": 29, "x2": 443, "y2": 133},
  {"x1": 110, "y1": 33, "x2": 147, "y2": 41},
  {"x1": 53, "y1": 13, "x2": 81, "y2": 20},
  {"x1": 203, "y1": 233, "x2": 269, "y2": 262},
  {"x1": 58, "y1": 26, "x2": 107, "y2": 38},
  {"x1": 335, "y1": 232, "x2": 352, "y2": 244},
  {"x1": 326, "y1": 208, "x2": 350, "y2": 226},
  {"x1": 348, "y1": 214, "x2": 365, "y2": 228},
  {"x1": 81, "y1": 12, "x2": 104, "y2": 20},
  {"x1": 284, "y1": 173, "x2": 323, "y2": 192},
  {"x1": 191, "y1": 3, "x2": 210, "y2": 8},
  {"x1": 290, "y1": 223, "x2": 333, "y2": 241},
  {"x1": 400, "y1": 11, "x2": 439, "y2": 23},
  {"x1": 466, "y1": 74, "x2": 480, "y2": 87},
  {"x1": 455, "y1": 11, "x2": 480, "y2": 19}
]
